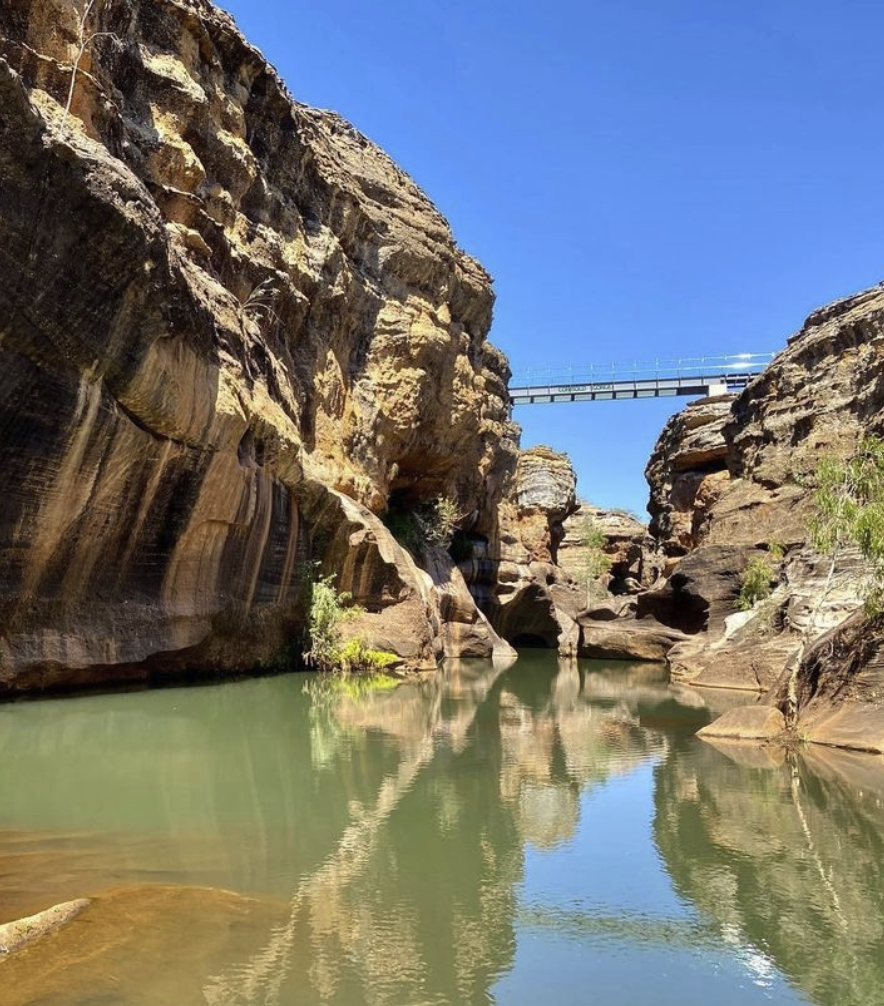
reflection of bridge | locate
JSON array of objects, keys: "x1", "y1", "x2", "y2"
[{"x1": 509, "y1": 353, "x2": 774, "y2": 405}]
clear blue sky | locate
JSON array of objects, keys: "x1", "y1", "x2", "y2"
[{"x1": 221, "y1": 0, "x2": 884, "y2": 515}]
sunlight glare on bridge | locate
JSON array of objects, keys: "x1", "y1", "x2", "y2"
[{"x1": 508, "y1": 353, "x2": 775, "y2": 405}]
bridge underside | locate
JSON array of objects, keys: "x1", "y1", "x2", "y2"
[{"x1": 509, "y1": 372, "x2": 758, "y2": 406}]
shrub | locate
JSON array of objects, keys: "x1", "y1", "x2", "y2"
[
  {"x1": 416, "y1": 495, "x2": 460, "y2": 548},
  {"x1": 576, "y1": 515, "x2": 612, "y2": 605},
  {"x1": 809, "y1": 436, "x2": 884, "y2": 617},
  {"x1": 385, "y1": 495, "x2": 462, "y2": 556},
  {"x1": 303, "y1": 573, "x2": 399, "y2": 677},
  {"x1": 336, "y1": 638, "x2": 400, "y2": 675},
  {"x1": 737, "y1": 555, "x2": 776, "y2": 611}
]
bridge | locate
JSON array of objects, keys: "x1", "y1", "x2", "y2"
[{"x1": 509, "y1": 353, "x2": 775, "y2": 405}]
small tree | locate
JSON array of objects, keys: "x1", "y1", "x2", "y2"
[
  {"x1": 736, "y1": 543, "x2": 783, "y2": 612},
  {"x1": 62, "y1": 0, "x2": 117, "y2": 132},
  {"x1": 576, "y1": 515, "x2": 612, "y2": 607},
  {"x1": 305, "y1": 574, "x2": 352, "y2": 671},
  {"x1": 808, "y1": 436, "x2": 884, "y2": 616}
]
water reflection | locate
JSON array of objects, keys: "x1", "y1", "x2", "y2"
[
  {"x1": 655, "y1": 737, "x2": 884, "y2": 1006},
  {"x1": 3, "y1": 658, "x2": 884, "y2": 1005},
  {"x1": 202, "y1": 656, "x2": 696, "y2": 1006}
]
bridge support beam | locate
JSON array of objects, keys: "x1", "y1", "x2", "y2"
[{"x1": 705, "y1": 383, "x2": 729, "y2": 397}]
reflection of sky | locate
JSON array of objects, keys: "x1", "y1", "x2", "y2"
[
  {"x1": 494, "y1": 763, "x2": 809, "y2": 1006},
  {"x1": 525, "y1": 764, "x2": 678, "y2": 914}
]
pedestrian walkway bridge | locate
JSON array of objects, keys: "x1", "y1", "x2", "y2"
[{"x1": 508, "y1": 353, "x2": 775, "y2": 405}]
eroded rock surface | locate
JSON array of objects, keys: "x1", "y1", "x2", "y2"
[
  {"x1": 0, "y1": 0, "x2": 517, "y2": 690},
  {"x1": 486, "y1": 447, "x2": 581, "y2": 653},
  {"x1": 645, "y1": 396, "x2": 733, "y2": 557},
  {"x1": 638, "y1": 281, "x2": 884, "y2": 747}
]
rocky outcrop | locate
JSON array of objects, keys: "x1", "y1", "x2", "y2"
[
  {"x1": 559, "y1": 503, "x2": 651, "y2": 592},
  {"x1": 503, "y1": 446, "x2": 578, "y2": 565},
  {"x1": 481, "y1": 447, "x2": 582, "y2": 654},
  {"x1": 726, "y1": 285, "x2": 884, "y2": 488},
  {"x1": 645, "y1": 396, "x2": 733, "y2": 557},
  {"x1": 770, "y1": 611, "x2": 884, "y2": 753},
  {"x1": 0, "y1": 0, "x2": 517, "y2": 692},
  {"x1": 637, "y1": 281, "x2": 884, "y2": 747},
  {"x1": 474, "y1": 446, "x2": 679, "y2": 663}
]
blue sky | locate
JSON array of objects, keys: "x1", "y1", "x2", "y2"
[{"x1": 221, "y1": 0, "x2": 884, "y2": 515}]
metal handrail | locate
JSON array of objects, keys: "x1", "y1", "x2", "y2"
[{"x1": 511, "y1": 352, "x2": 775, "y2": 388}]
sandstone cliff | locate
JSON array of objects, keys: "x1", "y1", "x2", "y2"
[
  {"x1": 0, "y1": 0, "x2": 518, "y2": 692},
  {"x1": 641, "y1": 282, "x2": 884, "y2": 751},
  {"x1": 465, "y1": 446, "x2": 661, "y2": 660}
]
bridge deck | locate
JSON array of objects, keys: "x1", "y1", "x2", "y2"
[{"x1": 508, "y1": 354, "x2": 773, "y2": 405}]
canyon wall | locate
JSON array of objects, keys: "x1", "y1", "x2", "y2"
[
  {"x1": 641, "y1": 283, "x2": 884, "y2": 751},
  {"x1": 0, "y1": 0, "x2": 518, "y2": 692}
]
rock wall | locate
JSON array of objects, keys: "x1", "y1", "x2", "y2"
[
  {"x1": 0, "y1": 0, "x2": 518, "y2": 692},
  {"x1": 640, "y1": 281, "x2": 884, "y2": 750},
  {"x1": 644, "y1": 396, "x2": 733, "y2": 559},
  {"x1": 480, "y1": 447, "x2": 582, "y2": 654},
  {"x1": 467, "y1": 446, "x2": 661, "y2": 661}
]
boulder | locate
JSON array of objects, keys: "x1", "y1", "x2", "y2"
[
  {"x1": 697, "y1": 705, "x2": 787, "y2": 741},
  {"x1": 578, "y1": 618, "x2": 690, "y2": 662}
]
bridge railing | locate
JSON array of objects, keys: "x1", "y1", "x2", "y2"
[{"x1": 510, "y1": 352, "x2": 776, "y2": 388}]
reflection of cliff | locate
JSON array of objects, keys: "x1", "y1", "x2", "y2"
[
  {"x1": 206, "y1": 656, "x2": 681, "y2": 1005},
  {"x1": 655, "y1": 740, "x2": 884, "y2": 1006},
  {"x1": 498, "y1": 657, "x2": 670, "y2": 849},
  {"x1": 204, "y1": 660, "x2": 521, "y2": 1006}
]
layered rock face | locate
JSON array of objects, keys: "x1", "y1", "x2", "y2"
[
  {"x1": 470, "y1": 447, "x2": 663, "y2": 660},
  {"x1": 559, "y1": 503, "x2": 649, "y2": 591},
  {"x1": 0, "y1": 0, "x2": 517, "y2": 691},
  {"x1": 645, "y1": 396, "x2": 732, "y2": 559},
  {"x1": 641, "y1": 282, "x2": 884, "y2": 750},
  {"x1": 484, "y1": 447, "x2": 582, "y2": 653}
]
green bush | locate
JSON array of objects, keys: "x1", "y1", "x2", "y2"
[
  {"x1": 336, "y1": 638, "x2": 400, "y2": 675},
  {"x1": 809, "y1": 436, "x2": 884, "y2": 617},
  {"x1": 385, "y1": 495, "x2": 461, "y2": 556},
  {"x1": 737, "y1": 555, "x2": 776, "y2": 611},
  {"x1": 576, "y1": 515, "x2": 612, "y2": 605},
  {"x1": 303, "y1": 573, "x2": 399, "y2": 676}
]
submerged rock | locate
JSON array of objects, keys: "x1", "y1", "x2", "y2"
[
  {"x1": 0, "y1": 899, "x2": 90, "y2": 958},
  {"x1": 696, "y1": 705, "x2": 786, "y2": 742}
]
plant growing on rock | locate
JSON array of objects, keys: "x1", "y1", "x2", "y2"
[
  {"x1": 385, "y1": 495, "x2": 462, "y2": 556},
  {"x1": 781, "y1": 436, "x2": 884, "y2": 727},
  {"x1": 576, "y1": 515, "x2": 612, "y2": 607},
  {"x1": 62, "y1": 0, "x2": 118, "y2": 132},
  {"x1": 415, "y1": 495, "x2": 460, "y2": 548},
  {"x1": 303, "y1": 572, "x2": 398, "y2": 676},
  {"x1": 737, "y1": 544, "x2": 783, "y2": 611},
  {"x1": 240, "y1": 276, "x2": 282, "y2": 336},
  {"x1": 809, "y1": 436, "x2": 884, "y2": 617}
]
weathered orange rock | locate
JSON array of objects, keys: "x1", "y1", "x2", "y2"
[
  {"x1": 0, "y1": 0, "x2": 517, "y2": 690},
  {"x1": 697, "y1": 705, "x2": 786, "y2": 741}
]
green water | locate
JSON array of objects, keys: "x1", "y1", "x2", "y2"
[{"x1": 1, "y1": 653, "x2": 884, "y2": 1005}]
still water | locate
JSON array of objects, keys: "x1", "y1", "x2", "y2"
[{"x1": 1, "y1": 653, "x2": 884, "y2": 1005}]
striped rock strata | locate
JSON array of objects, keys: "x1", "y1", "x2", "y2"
[{"x1": 0, "y1": 0, "x2": 517, "y2": 691}]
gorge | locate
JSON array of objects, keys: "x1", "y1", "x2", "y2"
[
  {"x1": 1, "y1": 0, "x2": 884, "y2": 751},
  {"x1": 2, "y1": 2, "x2": 884, "y2": 1001}
]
